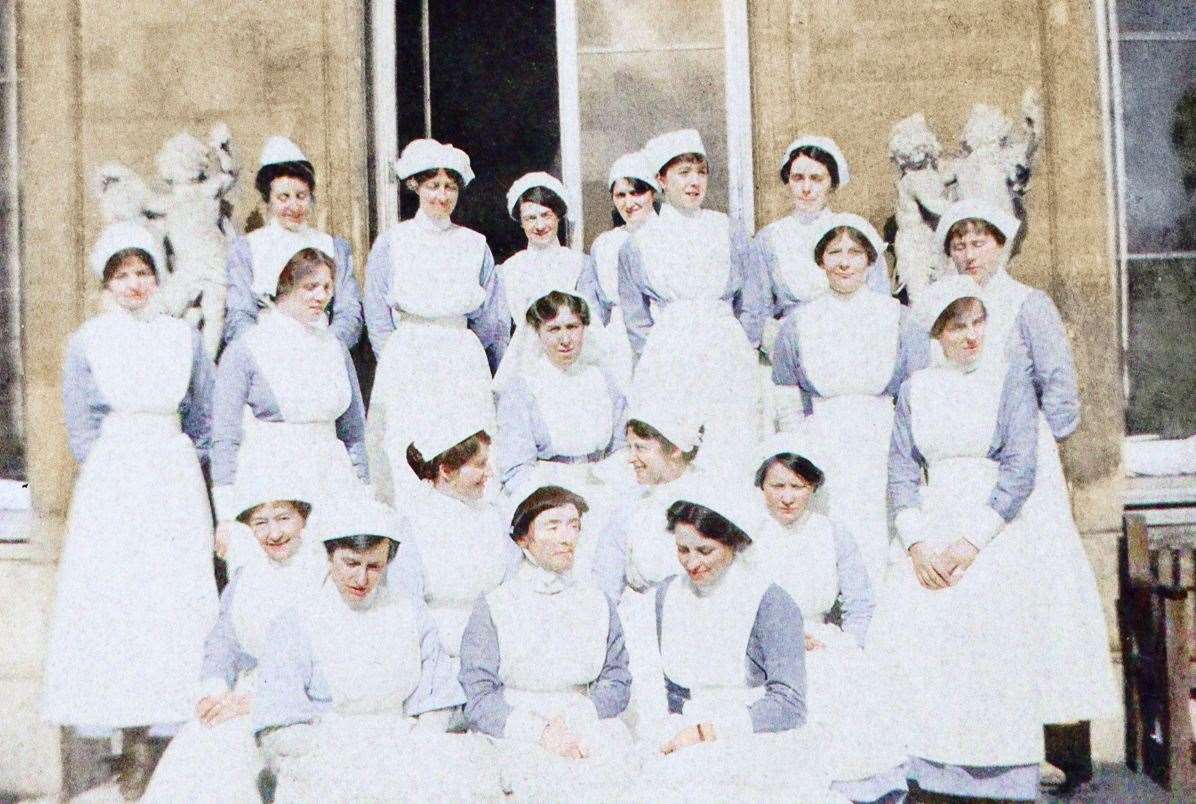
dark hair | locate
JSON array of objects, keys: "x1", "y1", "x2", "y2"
[
  {"x1": 625, "y1": 419, "x2": 700, "y2": 464},
  {"x1": 406, "y1": 431, "x2": 491, "y2": 482},
  {"x1": 666, "y1": 500, "x2": 752, "y2": 551},
  {"x1": 525, "y1": 290, "x2": 590, "y2": 329},
  {"x1": 323, "y1": 533, "x2": 399, "y2": 562},
  {"x1": 609, "y1": 177, "x2": 659, "y2": 227},
  {"x1": 658, "y1": 152, "x2": 708, "y2": 177},
  {"x1": 235, "y1": 499, "x2": 313, "y2": 526},
  {"x1": 515, "y1": 185, "x2": 569, "y2": 244},
  {"x1": 102, "y1": 248, "x2": 159, "y2": 284},
  {"x1": 275, "y1": 247, "x2": 336, "y2": 299},
  {"x1": 780, "y1": 145, "x2": 840, "y2": 187},
  {"x1": 406, "y1": 167, "x2": 464, "y2": 189},
  {"x1": 754, "y1": 453, "x2": 825, "y2": 491},
  {"x1": 813, "y1": 225, "x2": 878, "y2": 266},
  {"x1": 930, "y1": 297, "x2": 987, "y2": 338},
  {"x1": 509, "y1": 485, "x2": 590, "y2": 541},
  {"x1": 943, "y1": 218, "x2": 1007, "y2": 255},
  {"x1": 255, "y1": 161, "x2": 316, "y2": 202}
]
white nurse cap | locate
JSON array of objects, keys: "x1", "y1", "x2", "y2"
[
  {"x1": 506, "y1": 171, "x2": 570, "y2": 219},
  {"x1": 394, "y1": 138, "x2": 476, "y2": 187},
  {"x1": 89, "y1": 221, "x2": 166, "y2": 278},
  {"x1": 259, "y1": 136, "x2": 309, "y2": 167},
  {"x1": 668, "y1": 479, "x2": 758, "y2": 542},
  {"x1": 317, "y1": 497, "x2": 401, "y2": 544},
  {"x1": 607, "y1": 151, "x2": 661, "y2": 192},
  {"x1": 626, "y1": 397, "x2": 704, "y2": 453},
  {"x1": 933, "y1": 198, "x2": 1021, "y2": 249},
  {"x1": 781, "y1": 135, "x2": 850, "y2": 187},
  {"x1": 911, "y1": 273, "x2": 985, "y2": 331},
  {"x1": 408, "y1": 394, "x2": 493, "y2": 462},
  {"x1": 808, "y1": 212, "x2": 887, "y2": 262},
  {"x1": 752, "y1": 433, "x2": 828, "y2": 484},
  {"x1": 233, "y1": 472, "x2": 311, "y2": 521},
  {"x1": 642, "y1": 129, "x2": 706, "y2": 174}
]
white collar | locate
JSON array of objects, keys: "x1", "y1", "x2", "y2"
[
  {"x1": 792, "y1": 207, "x2": 832, "y2": 227},
  {"x1": 660, "y1": 203, "x2": 703, "y2": 222},
  {"x1": 515, "y1": 553, "x2": 574, "y2": 595},
  {"x1": 415, "y1": 208, "x2": 453, "y2": 232},
  {"x1": 624, "y1": 208, "x2": 657, "y2": 233}
]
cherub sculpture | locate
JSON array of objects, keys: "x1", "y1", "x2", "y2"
[
  {"x1": 889, "y1": 113, "x2": 952, "y2": 301},
  {"x1": 94, "y1": 123, "x2": 239, "y2": 357}
]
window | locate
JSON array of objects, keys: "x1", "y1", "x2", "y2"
[
  {"x1": 0, "y1": 0, "x2": 24, "y2": 484},
  {"x1": 1107, "y1": 1, "x2": 1196, "y2": 438}
]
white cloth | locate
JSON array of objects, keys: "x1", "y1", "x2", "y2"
[
  {"x1": 245, "y1": 219, "x2": 335, "y2": 298},
  {"x1": 608, "y1": 151, "x2": 661, "y2": 192},
  {"x1": 43, "y1": 311, "x2": 217, "y2": 728},
  {"x1": 506, "y1": 172, "x2": 571, "y2": 218},
  {"x1": 781, "y1": 135, "x2": 850, "y2": 186},
  {"x1": 624, "y1": 474, "x2": 699, "y2": 594},
  {"x1": 89, "y1": 220, "x2": 167, "y2": 278},
  {"x1": 934, "y1": 197, "x2": 1021, "y2": 247},
  {"x1": 643, "y1": 128, "x2": 706, "y2": 173},
  {"x1": 259, "y1": 135, "x2": 308, "y2": 167},
  {"x1": 394, "y1": 138, "x2": 475, "y2": 186},
  {"x1": 911, "y1": 273, "x2": 984, "y2": 331},
  {"x1": 768, "y1": 208, "x2": 835, "y2": 303},
  {"x1": 525, "y1": 355, "x2": 612, "y2": 458}
]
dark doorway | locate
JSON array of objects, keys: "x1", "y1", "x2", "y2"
[{"x1": 395, "y1": 1, "x2": 561, "y2": 265}]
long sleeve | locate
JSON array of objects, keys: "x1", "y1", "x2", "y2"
[
  {"x1": 459, "y1": 595, "x2": 518, "y2": 738},
  {"x1": 1017, "y1": 291, "x2": 1080, "y2": 440},
  {"x1": 222, "y1": 237, "x2": 258, "y2": 346},
  {"x1": 363, "y1": 228, "x2": 396, "y2": 359},
  {"x1": 616, "y1": 238, "x2": 654, "y2": 359},
  {"x1": 179, "y1": 326, "x2": 216, "y2": 466},
  {"x1": 589, "y1": 599, "x2": 632, "y2": 719},
  {"x1": 329, "y1": 238, "x2": 364, "y2": 349},
  {"x1": 606, "y1": 372, "x2": 629, "y2": 453},
  {"x1": 468, "y1": 247, "x2": 511, "y2": 374},
  {"x1": 210, "y1": 340, "x2": 254, "y2": 492},
  {"x1": 61, "y1": 333, "x2": 107, "y2": 464},
  {"x1": 591, "y1": 501, "x2": 633, "y2": 602},
  {"x1": 986, "y1": 362, "x2": 1040, "y2": 526},
  {"x1": 404, "y1": 593, "x2": 467, "y2": 716},
  {"x1": 252, "y1": 611, "x2": 321, "y2": 734},
  {"x1": 736, "y1": 226, "x2": 769, "y2": 348},
  {"x1": 889, "y1": 313, "x2": 930, "y2": 397},
  {"x1": 888, "y1": 380, "x2": 927, "y2": 547},
  {"x1": 770, "y1": 313, "x2": 802, "y2": 388},
  {"x1": 576, "y1": 254, "x2": 613, "y2": 326},
  {"x1": 334, "y1": 346, "x2": 369, "y2": 483},
  {"x1": 200, "y1": 572, "x2": 254, "y2": 692},
  {"x1": 866, "y1": 255, "x2": 890, "y2": 297},
  {"x1": 831, "y1": 523, "x2": 875, "y2": 647},
  {"x1": 494, "y1": 379, "x2": 542, "y2": 491},
  {"x1": 743, "y1": 584, "x2": 807, "y2": 733}
]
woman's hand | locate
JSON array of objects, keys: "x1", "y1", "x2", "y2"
[
  {"x1": 909, "y1": 542, "x2": 952, "y2": 590},
  {"x1": 196, "y1": 692, "x2": 251, "y2": 727},
  {"x1": 936, "y1": 539, "x2": 979, "y2": 584},
  {"x1": 213, "y1": 521, "x2": 234, "y2": 559},
  {"x1": 804, "y1": 633, "x2": 825, "y2": 652},
  {"x1": 660, "y1": 721, "x2": 716, "y2": 755},
  {"x1": 541, "y1": 716, "x2": 588, "y2": 760}
]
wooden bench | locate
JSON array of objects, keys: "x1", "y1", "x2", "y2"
[{"x1": 1119, "y1": 513, "x2": 1196, "y2": 793}]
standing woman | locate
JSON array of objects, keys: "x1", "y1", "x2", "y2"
[
  {"x1": 581, "y1": 151, "x2": 660, "y2": 387},
  {"x1": 210, "y1": 247, "x2": 369, "y2": 532},
  {"x1": 223, "y1": 135, "x2": 363, "y2": 349},
  {"x1": 771, "y1": 214, "x2": 928, "y2": 585},
  {"x1": 872, "y1": 275, "x2": 1048, "y2": 800},
  {"x1": 935, "y1": 199, "x2": 1117, "y2": 732},
  {"x1": 618, "y1": 128, "x2": 763, "y2": 470},
  {"x1": 364, "y1": 138, "x2": 509, "y2": 500},
  {"x1": 43, "y1": 222, "x2": 219, "y2": 800}
]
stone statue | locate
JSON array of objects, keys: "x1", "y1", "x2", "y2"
[
  {"x1": 889, "y1": 113, "x2": 952, "y2": 300},
  {"x1": 94, "y1": 123, "x2": 239, "y2": 358},
  {"x1": 946, "y1": 88, "x2": 1042, "y2": 223}
]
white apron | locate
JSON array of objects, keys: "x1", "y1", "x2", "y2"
[
  {"x1": 487, "y1": 561, "x2": 633, "y2": 799},
  {"x1": 43, "y1": 311, "x2": 218, "y2": 728},
  {"x1": 245, "y1": 220, "x2": 336, "y2": 299},
  {"x1": 367, "y1": 215, "x2": 496, "y2": 501},
  {"x1": 589, "y1": 226, "x2": 636, "y2": 389},
  {"x1": 747, "y1": 513, "x2": 907, "y2": 782},
  {"x1": 795, "y1": 290, "x2": 901, "y2": 587},
  {"x1": 629, "y1": 205, "x2": 765, "y2": 475},
  {"x1": 239, "y1": 311, "x2": 363, "y2": 513},
  {"x1": 768, "y1": 209, "x2": 834, "y2": 306},
  {"x1": 868, "y1": 361, "x2": 1048, "y2": 767},
  {"x1": 982, "y1": 270, "x2": 1118, "y2": 721}
]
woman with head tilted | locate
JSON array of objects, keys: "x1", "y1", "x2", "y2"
[
  {"x1": 459, "y1": 485, "x2": 633, "y2": 799},
  {"x1": 363, "y1": 139, "x2": 509, "y2": 500},
  {"x1": 771, "y1": 214, "x2": 928, "y2": 586},
  {"x1": 43, "y1": 222, "x2": 218, "y2": 800},
  {"x1": 223, "y1": 135, "x2": 363, "y2": 349}
]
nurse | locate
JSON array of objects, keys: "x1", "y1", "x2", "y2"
[
  {"x1": 363, "y1": 138, "x2": 509, "y2": 500},
  {"x1": 253, "y1": 499, "x2": 494, "y2": 800},
  {"x1": 143, "y1": 476, "x2": 324, "y2": 803},
  {"x1": 223, "y1": 135, "x2": 363, "y2": 349},
  {"x1": 771, "y1": 213, "x2": 929, "y2": 586},
  {"x1": 934, "y1": 199, "x2": 1117, "y2": 747},
  {"x1": 43, "y1": 222, "x2": 218, "y2": 801},
  {"x1": 581, "y1": 151, "x2": 660, "y2": 387},
  {"x1": 459, "y1": 485, "x2": 633, "y2": 799},
  {"x1": 618, "y1": 128, "x2": 763, "y2": 470},
  {"x1": 210, "y1": 247, "x2": 368, "y2": 531},
  {"x1": 871, "y1": 275, "x2": 1047, "y2": 800}
]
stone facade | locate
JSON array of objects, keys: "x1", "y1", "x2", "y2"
[{"x1": 1, "y1": 0, "x2": 1125, "y2": 795}]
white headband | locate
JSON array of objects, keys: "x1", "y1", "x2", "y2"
[
  {"x1": 506, "y1": 172, "x2": 570, "y2": 219},
  {"x1": 395, "y1": 138, "x2": 475, "y2": 187},
  {"x1": 934, "y1": 198, "x2": 1021, "y2": 249},
  {"x1": 607, "y1": 151, "x2": 661, "y2": 192},
  {"x1": 781, "y1": 135, "x2": 850, "y2": 186},
  {"x1": 911, "y1": 274, "x2": 985, "y2": 331},
  {"x1": 259, "y1": 136, "x2": 308, "y2": 167},
  {"x1": 643, "y1": 128, "x2": 706, "y2": 174},
  {"x1": 89, "y1": 221, "x2": 166, "y2": 279}
]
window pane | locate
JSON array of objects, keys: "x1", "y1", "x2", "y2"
[
  {"x1": 1118, "y1": 41, "x2": 1196, "y2": 253},
  {"x1": 1117, "y1": 1, "x2": 1196, "y2": 34},
  {"x1": 1126, "y1": 258, "x2": 1196, "y2": 437}
]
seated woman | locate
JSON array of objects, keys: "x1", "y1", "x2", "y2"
[
  {"x1": 459, "y1": 485, "x2": 633, "y2": 799},
  {"x1": 393, "y1": 398, "x2": 521, "y2": 680},
  {"x1": 633, "y1": 482, "x2": 840, "y2": 801},
  {"x1": 143, "y1": 476, "x2": 324, "y2": 802},
  {"x1": 252, "y1": 499, "x2": 496, "y2": 801},
  {"x1": 869, "y1": 275, "x2": 1049, "y2": 801},
  {"x1": 749, "y1": 439, "x2": 908, "y2": 801},
  {"x1": 211, "y1": 246, "x2": 369, "y2": 532}
]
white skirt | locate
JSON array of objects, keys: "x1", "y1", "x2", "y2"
[
  {"x1": 238, "y1": 415, "x2": 366, "y2": 510},
  {"x1": 42, "y1": 414, "x2": 218, "y2": 728}
]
